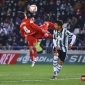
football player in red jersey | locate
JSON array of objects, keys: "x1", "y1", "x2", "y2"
[
  {"x1": 20, "y1": 13, "x2": 55, "y2": 67},
  {"x1": 20, "y1": 13, "x2": 50, "y2": 67},
  {"x1": 20, "y1": 15, "x2": 43, "y2": 67}
]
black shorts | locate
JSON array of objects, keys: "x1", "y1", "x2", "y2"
[{"x1": 53, "y1": 48, "x2": 66, "y2": 62}]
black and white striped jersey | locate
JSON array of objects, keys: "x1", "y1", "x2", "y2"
[{"x1": 53, "y1": 28, "x2": 76, "y2": 52}]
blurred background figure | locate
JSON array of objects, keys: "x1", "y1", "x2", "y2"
[{"x1": 35, "y1": 39, "x2": 43, "y2": 53}]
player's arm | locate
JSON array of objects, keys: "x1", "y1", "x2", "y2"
[
  {"x1": 66, "y1": 30, "x2": 76, "y2": 45},
  {"x1": 53, "y1": 30, "x2": 60, "y2": 50},
  {"x1": 53, "y1": 31, "x2": 56, "y2": 47},
  {"x1": 66, "y1": 30, "x2": 76, "y2": 49}
]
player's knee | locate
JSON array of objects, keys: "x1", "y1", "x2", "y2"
[
  {"x1": 58, "y1": 59, "x2": 63, "y2": 65},
  {"x1": 54, "y1": 52, "x2": 59, "y2": 56},
  {"x1": 33, "y1": 41, "x2": 38, "y2": 46},
  {"x1": 29, "y1": 46, "x2": 33, "y2": 51}
]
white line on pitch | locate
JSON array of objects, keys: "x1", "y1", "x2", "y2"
[
  {"x1": 0, "y1": 73, "x2": 82, "y2": 76},
  {"x1": 0, "y1": 77, "x2": 80, "y2": 82},
  {"x1": 50, "y1": 77, "x2": 80, "y2": 80}
]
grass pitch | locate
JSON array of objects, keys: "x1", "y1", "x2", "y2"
[{"x1": 0, "y1": 64, "x2": 85, "y2": 85}]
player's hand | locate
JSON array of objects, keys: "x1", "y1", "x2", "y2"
[
  {"x1": 68, "y1": 44, "x2": 72, "y2": 49},
  {"x1": 55, "y1": 46, "x2": 60, "y2": 50}
]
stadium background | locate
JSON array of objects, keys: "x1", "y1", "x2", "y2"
[
  {"x1": 0, "y1": 0, "x2": 85, "y2": 64},
  {"x1": 0, "y1": 0, "x2": 85, "y2": 50},
  {"x1": 0, "y1": 0, "x2": 85, "y2": 85}
]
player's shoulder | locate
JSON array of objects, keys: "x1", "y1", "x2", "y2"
[{"x1": 63, "y1": 28, "x2": 68, "y2": 32}]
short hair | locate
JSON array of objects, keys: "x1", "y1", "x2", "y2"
[
  {"x1": 55, "y1": 20, "x2": 63, "y2": 27},
  {"x1": 20, "y1": 12, "x2": 26, "y2": 20}
]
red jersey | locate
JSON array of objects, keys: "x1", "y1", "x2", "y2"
[{"x1": 20, "y1": 18, "x2": 43, "y2": 38}]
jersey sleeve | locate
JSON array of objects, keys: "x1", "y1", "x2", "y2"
[
  {"x1": 66, "y1": 30, "x2": 76, "y2": 45},
  {"x1": 66, "y1": 30, "x2": 73, "y2": 37},
  {"x1": 53, "y1": 30, "x2": 57, "y2": 47}
]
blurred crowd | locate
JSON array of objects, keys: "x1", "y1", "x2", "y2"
[{"x1": 0, "y1": 0, "x2": 85, "y2": 50}]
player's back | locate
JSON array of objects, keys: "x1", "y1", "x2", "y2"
[{"x1": 20, "y1": 18, "x2": 36, "y2": 36}]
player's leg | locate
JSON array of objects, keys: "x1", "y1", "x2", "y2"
[
  {"x1": 29, "y1": 46, "x2": 34, "y2": 61},
  {"x1": 40, "y1": 23, "x2": 53, "y2": 39},
  {"x1": 56, "y1": 59, "x2": 63, "y2": 76},
  {"x1": 33, "y1": 32, "x2": 44, "y2": 39},
  {"x1": 41, "y1": 22, "x2": 49, "y2": 31},
  {"x1": 52, "y1": 50, "x2": 66, "y2": 79},
  {"x1": 43, "y1": 33, "x2": 53, "y2": 39},
  {"x1": 52, "y1": 47, "x2": 59, "y2": 79},
  {"x1": 27, "y1": 37, "x2": 34, "y2": 62},
  {"x1": 30, "y1": 36, "x2": 37, "y2": 67},
  {"x1": 33, "y1": 42, "x2": 37, "y2": 62},
  {"x1": 33, "y1": 31, "x2": 53, "y2": 39},
  {"x1": 27, "y1": 35, "x2": 35, "y2": 66},
  {"x1": 56, "y1": 51, "x2": 66, "y2": 76},
  {"x1": 32, "y1": 22, "x2": 53, "y2": 39}
]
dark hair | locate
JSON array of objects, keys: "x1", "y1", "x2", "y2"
[
  {"x1": 55, "y1": 20, "x2": 63, "y2": 27},
  {"x1": 19, "y1": 12, "x2": 26, "y2": 20}
]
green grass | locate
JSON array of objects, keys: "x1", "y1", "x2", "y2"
[{"x1": 0, "y1": 64, "x2": 85, "y2": 85}]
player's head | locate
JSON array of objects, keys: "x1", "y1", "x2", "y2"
[
  {"x1": 54, "y1": 20, "x2": 63, "y2": 30},
  {"x1": 30, "y1": 17, "x2": 35, "y2": 22},
  {"x1": 20, "y1": 12, "x2": 27, "y2": 20}
]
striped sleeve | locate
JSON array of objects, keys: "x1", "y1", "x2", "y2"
[
  {"x1": 66, "y1": 30, "x2": 73, "y2": 37},
  {"x1": 53, "y1": 30, "x2": 56, "y2": 47},
  {"x1": 66, "y1": 30, "x2": 76, "y2": 45}
]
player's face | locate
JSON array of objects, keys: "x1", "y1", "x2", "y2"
[
  {"x1": 30, "y1": 17, "x2": 35, "y2": 22},
  {"x1": 54, "y1": 23, "x2": 60, "y2": 31}
]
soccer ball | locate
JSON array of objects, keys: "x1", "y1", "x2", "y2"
[{"x1": 29, "y1": 5, "x2": 37, "y2": 13}]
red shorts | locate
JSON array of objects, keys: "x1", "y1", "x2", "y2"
[{"x1": 27, "y1": 35, "x2": 37, "y2": 46}]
